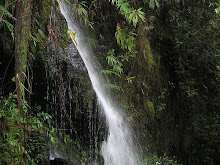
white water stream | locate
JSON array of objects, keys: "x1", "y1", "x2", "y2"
[{"x1": 59, "y1": 1, "x2": 140, "y2": 164}]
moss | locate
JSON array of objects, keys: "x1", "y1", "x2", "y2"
[
  {"x1": 183, "y1": 134, "x2": 192, "y2": 151},
  {"x1": 59, "y1": 16, "x2": 72, "y2": 48},
  {"x1": 15, "y1": 0, "x2": 32, "y2": 82},
  {"x1": 136, "y1": 24, "x2": 158, "y2": 72},
  {"x1": 144, "y1": 40, "x2": 154, "y2": 70},
  {"x1": 146, "y1": 100, "x2": 155, "y2": 118},
  {"x1": 28, "y1": 0, "x2": 51, "y2": 65},
  {"x1": 35, "y1": 0, "x2": 51, "y2": 28}
]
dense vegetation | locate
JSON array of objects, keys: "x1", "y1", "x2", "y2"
[{"x1": 0, "y1": 0, "x2": 219, "y2": 164}]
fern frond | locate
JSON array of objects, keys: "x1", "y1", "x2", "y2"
[
  {"x1": 110, "y1": 0, "x2": 120, "y2": 5},
  {"x1": 2, "y1": 19, "x2": 14, "y2": 40},
  {"x1": 110, "y1": 0, "x2": 145, "y2": 27},
  {"x1": 106, "y1": 55, "x2": 118, "y2": 66},
  {"x1": 0, "y1": 5, "x2": 16, "y2": 20},
  {"x1": 115, "y1": 26, "x2": 136, "y2": 51},
  {"x1": 101, "y1": 70, "x2": 121, "y2": 77},
  {"x1": 143, "y1": 0, "x2": 160, "y2": 9},
  {"x1": 108, "y1": 83, "x2": 124, "y2": 92},
  {"x1": 136, "y1": 8, "x2": 146, "y2": 21},
  {"x1": 127, "y1": 8, "x2": 145, "y2": 27},
  {"x1": 113, "y1": 64, "x2": 123, "y2": 74}
]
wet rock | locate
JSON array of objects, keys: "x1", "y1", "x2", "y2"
[{"x1": 49, "y1": 158, "x2": 69, "y2": 165}]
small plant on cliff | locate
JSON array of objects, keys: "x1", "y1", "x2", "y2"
[
  {"x1": 0, "y1": 4, "x2": 16, "y2": 40},
  {"x1": 102, "y1": 49, "x2": 123, "y2": 77},
  {"x1": 0, "y1": 94, "x2": 53, "y2": 164},
  {"x1": 110, "y1": 0, "x2": 145, "y2": 27}
]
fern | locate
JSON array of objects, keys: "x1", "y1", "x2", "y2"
[
  {"x1": 115, "y1": 26, "x2": 136, "y2": 52},
  {"x1": 116, "y1": 0, "x2": 130, "y2": 11},
  {"x1": 119, "y1": 52, "x2": 136, "y2": 61},
  {"x1": 0, "y1": 5, "x2": 16, "y2": 20},
  {"x1": 110, "y1": 0, "x2": 119, "y2": 4},
  {"x1": 72, "y1": 1, "x2": 93, "y2": 27},
  {"x1": 76, "y1": 1, "x2": 88, "y2": 16},
  {"x1": 103, "y1": 49, "x2": 123, "y2": 76},
  {"x1": 2, "y1": 19, "x2": 14, "y2": 40},
  {"x1": 0, "y1": 5, "x2": 16, "y2": 40},
  {"x1": 127, "y1": 8, "x2": 145, "y2": 27},
  {"x1": 113, "y1": 64, "x2": 123, "y2": 74},
  {"x1": 110, "y1": 0, "x2": 145, "y2": 27},
  {"x1": 106, "y1": 55, "x2": 118, "y2": 66},
  {"x1": 136, "y1": 8, "x2": 145, "y2": 22},
  {"x1": 108, "y1": 83, "x2": 124, "y2": 92},
  {"x1": 143, "y1": 0, "x2": 160, "y2": 9},
  {"x1": 126, "y1": 76, "x2": 135, "y2": 83},
  {"x1": 105, "y1": 54, "x2": 123, "y2": 74},
  {"x1": 101, "y1": 69, "x2": 121, "y2": 77}
]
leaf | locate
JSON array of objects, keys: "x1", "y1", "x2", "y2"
[
  {"x1": 126, "y1": 76, "x2": 136, "y2": 83},
  {"x1": 64, "y1": 0, "x2": 71, "y2": 5},
  {"x1": 35, "y1": 105, "x2": 41, "y2": 111},
  {"x1": 2, "y1": 19, "x2": 14, "y2": 40},
  {"x1": 69, "y1": 31, "x2": 77, "y2": 45},
  {"x1": 144, "y1": 0, "x2": 160, "y2": 9},
  {"x1": 101, "y1": 70, "x2": 121, "y2": 77},
  {"x1": 106, "y1": 55, "x2": 118, "y2": 66},
  {"x1": 38, "y1": 29, "x2": 46, "y2": 39},
  {"x1": 11, "y1": 77, "x2": 15, "y2": 82},
  {"x1": 110, "y1": 0, "x2": 145, "y2": 27},
  {"x1": 0, "y1": 5, "x2": 16, "y2": 20},
  {"x1": 115, "y1": 26, "x2": 136, "y2": 51},
  {"x1": 76, "y1": 140, "x2": 80, "y2": 149},
  {"x1": 64, "y1": 135, "x2": 70, "y2": 144},
  {"x1": 112, "y1": 64, "x2": 123, "y2": 74},
  {"x1": 51, "y1": 136, "x2": 56, "y2": 146},
  {"x1": 108, "y1": 83, "x2": 124, "y2": 92}
]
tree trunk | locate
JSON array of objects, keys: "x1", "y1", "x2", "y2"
[{"x1": 14, "y1": 0, "x2": 32, "y2": 163}]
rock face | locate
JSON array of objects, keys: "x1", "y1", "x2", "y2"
[
  {"x1": 49, "y1": 158, "x2": 69, "y2": 165},
  {"x1": 64, "y1": 44, "x2": 87, "y2": 73},
  {"x1": 46, "y1": 42, "x2": 105, "y2": 162}
]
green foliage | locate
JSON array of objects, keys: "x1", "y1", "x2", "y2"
[
  {"x1": 191, "y1": 113, "x2": 220, "y2": 163},
  {"x1": 126, "y1": 76, "x2": 135, "y2": 83},
  {"x1": 151, "y1": 0, "x2": 220, "y2": 164},
  {"x1": 106, "y1": 54, "x2": 123, "y2": 74},
  {"x1": 115, "y1": 26, "x2": 136, "y2": 52},
  {"x1": 0, "y1": 94, "x2": 54, "y2": 164},
  {"x1": 147, "y1": 100, "x2": 155, "y2": 118},
  {"x1": 119, "y1": 52, "x2": 136, "y2": 61},
  {"x1": 30, "y1": 19, "x2": 47, "y2": 48},
  {"x1": 146, "y1": 155, "x2": 181, "y2": 165},
  {"x1": 28, "y1": 0, "x2": 51, "y2": 63},
  {"x1": 1, "y1": 19, "x2": 14, "y2": 40},
  {"x1": 102, "y1": 49, "x2": 123, "y2": 77},
  {"x1": 57, "y1": 136, "x2": 93, "y2": 164},
  {"x1": 30, "y1": 33, "x2": 40, "y2": 47},
  {"x1": 63, "y1": 134, "x2": 70, "y2": 144},
  {"x1": 210, "y1": 1, "x2": 220, "y2": 13},
  {"x1": 110, "y1": 0, "x2": 145, "y2": 27},
  {"x1": 106, "y1": 52, "x2": 120, "y2": 66},
  {"x1": 108, "y1": 83, "x2": 124, "y2": 92},
  {"x1": 101, "y1": 69, "x2": 121, "y2": 77},
  {"x1": 73, "y1": 0, "x2": 93, "y2": 28},
  {"x1": 127, "y1": 8, "x2": 145, "y2": 27},
  {"x1": 0, "y1": 5, "x2": 16, "y2": 20},
  {"x1": 0, "y1": 4, "x2": 16, "y2": 40},
  {"x1": 0, "y1": 94, "x2": 23, "y2": 164},
  {"x1": 143, "y1": 0, "x2": 160, "y2": 9}
]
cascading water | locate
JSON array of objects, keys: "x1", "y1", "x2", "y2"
[{"x1": 58, "y1": 1, "x2": 140, "y2": 164}]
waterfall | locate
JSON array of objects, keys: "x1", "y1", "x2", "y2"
[{"x1": 58, "y1": 1, "x2": 140, "y2": 164}]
